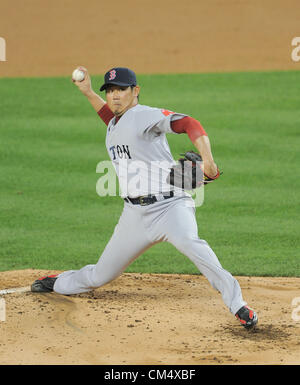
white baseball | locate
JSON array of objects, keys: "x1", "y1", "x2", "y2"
[{"x1": 72, "y1": 68, "x2": 85, "y2": 82}]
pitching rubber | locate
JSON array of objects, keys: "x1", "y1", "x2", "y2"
[{"x1": 0, "y1": 286, "x2": 31, "y2": 295}]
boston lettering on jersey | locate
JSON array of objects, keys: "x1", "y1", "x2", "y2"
[{"x1": 109, "y1": 144, "x2": 132, "y2": 160}]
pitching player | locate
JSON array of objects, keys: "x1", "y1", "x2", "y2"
[{"x1": 31, "y1": 67, "x2": 258, "y2": 329}]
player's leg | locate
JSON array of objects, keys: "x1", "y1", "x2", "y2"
[
  {"x1": 53, "y1": 204, "x2": 153, "y2": 295},
  {"x1": 156, "y1": 197, "x2": 247, "y2": 315}
]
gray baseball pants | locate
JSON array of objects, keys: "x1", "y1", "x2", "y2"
[{"x1": 54, "y1": 195, "x2": 246, "y2": 314}]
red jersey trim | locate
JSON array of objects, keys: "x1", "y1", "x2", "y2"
[{"x1": 97, "y1": 104, "x2": 114, "y2": 126}]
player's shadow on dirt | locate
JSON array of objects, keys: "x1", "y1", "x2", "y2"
[
  {"x1": 223, "y1": 324, "x2": 295, "y2": 341},
  {"x1": 73, "y1": 289, "x2": 158, "y2": 302}
]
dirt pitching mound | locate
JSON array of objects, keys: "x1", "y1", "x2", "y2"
[{"x1": 0, "y1": 269, "x2": 299, "y2": 365}]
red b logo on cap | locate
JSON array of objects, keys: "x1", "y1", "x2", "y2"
[{"x1": 109, "y1": 70, "x2": 116, "y2": 80}]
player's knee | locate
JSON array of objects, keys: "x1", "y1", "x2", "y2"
[{"x1": 89, "y1": 275, "x2": 109, "y2": 288}]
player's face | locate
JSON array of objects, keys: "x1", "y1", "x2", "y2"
[{"x1": 105, "y1": 85, "x2": 140, "y2": 116}]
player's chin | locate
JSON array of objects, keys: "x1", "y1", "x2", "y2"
[
  {"x1": 111, "y1": 105, "x2": 121, "y2": 114},
  {"x1": 113, "y1": 107, "x2": 125, "y2": 117}
]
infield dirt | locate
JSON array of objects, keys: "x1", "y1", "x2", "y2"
[
  {"x1": 0, "y1": 0, "x2": 299, "y2": 77},
  {"x1": 0, "y1": 269, "x2": 300, "y2": 365},
  {"x1": 0, "y1": 0, "x2": 300, "y2": 366}
]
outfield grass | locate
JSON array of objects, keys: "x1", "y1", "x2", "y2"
[{"x1": 0, "y1": 71, "x2": 299, "y2": 276}]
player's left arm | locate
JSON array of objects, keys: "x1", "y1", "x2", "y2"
[
  {"x1": 193, "y1": 135, "x2": 219, "y2": 179},
  {"x1": 171, "y1": 116, "x2": 220, "y2": 179}
]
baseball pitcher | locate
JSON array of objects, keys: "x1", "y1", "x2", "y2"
[{"x1": 31, "y1": 67, "x2": 258, "y2": 329}]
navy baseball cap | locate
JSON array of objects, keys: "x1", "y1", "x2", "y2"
[{"x1": 100, "y1": 67, "x2": 137, "y2": 91}]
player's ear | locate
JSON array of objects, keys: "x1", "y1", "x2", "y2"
[{"x1": 133, "y1": 85, "x2": 140, "y2": 98}]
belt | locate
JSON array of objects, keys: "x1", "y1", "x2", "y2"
[{"x1": 124, "y1": 191, "x2": 174, "y2": 206}]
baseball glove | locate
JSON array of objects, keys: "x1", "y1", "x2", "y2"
[{"x1": 167, "y1": 151, "x2": 221, "y2": 190}]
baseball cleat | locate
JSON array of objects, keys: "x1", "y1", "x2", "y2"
[
  {"x1": 235, "y1": 305, "x2": 258, "y2": 329},
  {"x1": 31, "y1": 275, "x2": 58, "y2": 293}
]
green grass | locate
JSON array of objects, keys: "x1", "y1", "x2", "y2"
[{"x1": 0, "y1": 71, "x2": 299, "y2": 276}]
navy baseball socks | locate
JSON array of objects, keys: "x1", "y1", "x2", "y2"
[
  {"x1": 235, "y1": 305, "x2": 258, "y2": 329},
  {"x1": 31, "y1": 275, "x2": 58, "y2": 293}
]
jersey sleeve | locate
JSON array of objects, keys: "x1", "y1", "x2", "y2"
[{"x1": 135, "y1": 107, "x2": 187, "y2": 139}]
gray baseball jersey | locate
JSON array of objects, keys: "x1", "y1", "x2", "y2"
[{"x1": 105, "y1": 104, "x2": 187, "y2": 198}]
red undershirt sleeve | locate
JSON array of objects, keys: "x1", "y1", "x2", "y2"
[
  {"x1": 171, "y1": 116, "x2": 207, "y2": 142},
  {"x1": 97, "y1": 104, "x2": 115, "y2": 126}
]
